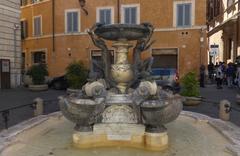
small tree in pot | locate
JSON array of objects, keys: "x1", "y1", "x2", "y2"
[
  {"x1": 66, "y1": 61, "x2": 88, "y2": 93},
  {"x1": 180, "y1": 72, "x2": 201, "y2": 106},
  {"x1": 28, "y1": 64, "x2": 48, "y2": 91}
]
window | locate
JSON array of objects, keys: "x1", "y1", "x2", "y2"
[
  {"x1": 121, "y1": 5, "x2": 140, "y2": 24},
  {"x1": 20, "y1": 0, "x2": 28, "y2": 6},
  {"x1": 33, "y1": 16, "x2": 42, "y2": 36},
  {"x1": 177, "y1": 3, "x2": 192, "y2": 27},
  {"x1": 65, "y1": 10, "x2": 79, "y2": 33},
  {"x1": 32, "y1": 51, "x2": 46, "y2": 64},
  {"x1": 32, "y1": 0, "x2": 43, "y2": 4},
  {"x1": 22, "y1": 53, "x2": 25, "y2": 72},
  {"x1": 97, "y1": 8, "x2": 113, "y2": 25},
  {"x1": 21, "y1": 20, "x2": 28, "y2": 39}
]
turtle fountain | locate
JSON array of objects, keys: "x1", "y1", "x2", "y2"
[
  {"x1": 59, "y1": 23, "x2": 182, "y2": 151},
  {"x1": 1, "y1": 23, "x2": 240, "y2": 156}
]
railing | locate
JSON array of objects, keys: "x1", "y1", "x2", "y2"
[{"x1": 0, "y1": 98, "x2": 59, "y2": 130}]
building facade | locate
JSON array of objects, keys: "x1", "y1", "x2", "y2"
[
  {"x1": 21, "y1": 0, "x2": 207, "y2": 78},
  {"x1": 207, "y1": 0, "x2": 240, "y2": 64},
  {"x1": 0, "y1": 0, "x2": 21, "y2": 88}
]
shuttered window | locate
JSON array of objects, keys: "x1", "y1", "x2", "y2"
[
  {"x1": 33, "y1": 16, "x2": 41, "y2": 36},
  {"x1": 21, "y1": 20, "x2": 28, "y2": 39},
  {"x1": 66, "y1": 11, "x2": 79, "y2": 33},
  {"x1": 177, "y1": 3, "x2": 192, "y2": 27},
  {"x1": 99, "y1": 9, "x2": 112, "y2": 25},
  {"x1": 124, "y1": 7, "x2": 137, "y2": 24}
]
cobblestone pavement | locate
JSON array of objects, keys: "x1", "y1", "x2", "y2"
[
  {"x1": 184, "y1": 84, "x2": 240, "y2": 126},
  {"x1": 0, "y1": 87, "x2": 65, "y2": 130}
]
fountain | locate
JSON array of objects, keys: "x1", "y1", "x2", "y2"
[
  {"x1": 1, "y1": 23, "x2": 240, "y2": 156},
  {"x1": 59, "y1": 23, "x2": 182, "y2": 151}
]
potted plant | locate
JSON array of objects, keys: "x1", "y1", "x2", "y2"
[
  {"x1": 180, "y1": 72, "x2": 201, "y2": 106},
  {"x1": 28, "y1": 64, "x2": 48, "y2": 91},
  {"x1": 66, "y1": 61, "x2": 88, "y2": 94}
]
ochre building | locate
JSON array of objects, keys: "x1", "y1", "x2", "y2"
[{"x1": 21, "y1": 0, "x2": 208, "y2": 78}]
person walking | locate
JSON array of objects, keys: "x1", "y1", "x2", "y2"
[
  {"x1": 200, "y1": 64, "x2": 205, "y2": 87},
  {"x1": 216, "y1": 65, "x2": 223, "y2": 89},
  {"x1": 226, "y1": 63, "x2": 235, "y2": 88},
  {"x1": 236, "y1": 64, "x2": 240, "y2": 88}
]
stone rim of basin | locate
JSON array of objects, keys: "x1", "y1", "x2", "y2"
[{"x1": 94, "y1": 23, "x2": 151, "y2": 41}]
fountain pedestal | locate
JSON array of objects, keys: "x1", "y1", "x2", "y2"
[
  {"x1": 111, "y1": 41, "x2": 133, "y2": 93},
  {"x1": 73, "y1": 123, "x2": 168, "y2": 151}
]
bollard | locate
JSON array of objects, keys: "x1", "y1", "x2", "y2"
[
  {"x1": 219, "y1": 100, "x2": 231, "y2": 121},
  {"x1": 33, "y1": 98, "x2": 44, "y2": 116}
]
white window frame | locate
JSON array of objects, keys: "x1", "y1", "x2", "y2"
[
  {"x1": 32, "y1": 15, "x2": 42, "y2": 36},
  {"x1": 96, "y1": 7, "x2": 115, "y2": 24},
  {"x1": 121, "y1": 4, "x2": 140, "y2": 24},
  {"x1": 173, "y1": 0, "x2": 195, "y2": 28},
  {"x1": 65, "y1": 9, "x2": 81, "y2": 33}
]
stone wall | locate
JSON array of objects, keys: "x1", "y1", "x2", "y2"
[{"x1": 0, "y1": 0, "x2": 21, "y2": 88}]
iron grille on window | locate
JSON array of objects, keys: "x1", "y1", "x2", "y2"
[{"x1": 33, "y1": 52, "x2": 46, "y2": 64}]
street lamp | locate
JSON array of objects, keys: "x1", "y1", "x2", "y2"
[{"x1": 13, "y1": 23, "x2": 20, "y2": 87}]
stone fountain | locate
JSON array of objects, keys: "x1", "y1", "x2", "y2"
[
  {"x1": 1, "y1": 23, "x2": 240, "y2": 156},
  {"x1": 59, "y1": 23, "x2": 182, "y2": 151}
]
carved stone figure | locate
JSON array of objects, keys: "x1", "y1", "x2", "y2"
[
  {"x1": 133, "y1": 23, "x2": 155, "y2": 80},
  {"x1": 88, "y1": 24, "x2": 115, "y2": 88}
]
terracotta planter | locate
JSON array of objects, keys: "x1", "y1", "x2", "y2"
[
  {"x1": 183, "y1": 96, "x2": 202, "y2": 106},
  {"x1": 29, "y1": 84, "x2": 48, "y2": 91}
]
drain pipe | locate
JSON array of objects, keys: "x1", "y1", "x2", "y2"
[{"x1": 52, "y1": 0, "x2": 55, "y2": 53}]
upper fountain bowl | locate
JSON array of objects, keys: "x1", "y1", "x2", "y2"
[{"x1": 94, "y1": 23, "x2": 152, "y2": 41}]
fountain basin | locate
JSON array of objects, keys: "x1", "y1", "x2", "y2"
[
  {"x1": 59, "y1": 96, "x2": 105, "y2": 131},
  {"x1": 1, "y1": 111, "x2": 239, "y2": 156},
  {"x1": 94, "y1": 24, "x2": 151, "y2": 41},
  {"x1": 141, "y1": 96, "x2": 183, "y2": 132}
]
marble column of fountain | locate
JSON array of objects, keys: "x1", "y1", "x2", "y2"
[{"x1": 59, "y1": 23, "x2": 183, "y2": 151}]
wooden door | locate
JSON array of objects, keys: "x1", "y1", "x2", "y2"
[{"x1": 0, "y1": 59, "x2": 11, "y2": 89}]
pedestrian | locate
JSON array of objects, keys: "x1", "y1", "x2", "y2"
[
  {"x1": 226, "y1": 63, "x2": 235, "y2": 88},
  {"x1": 216, "y1": 65, "x2": 223, "y2": 89},
  {"x1": 200, "y1": 64, "x2": 205, "y2": 87},
  {"x1": 208, "y1": 63, "x2": 214, "y2": 82},
  {"x1": 236, "y1": 64, "x2": 240, "y2": 88}
]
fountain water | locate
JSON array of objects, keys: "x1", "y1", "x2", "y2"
[{"x1": 59, "y1": 23, "x2": 183, "y2": 151}]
